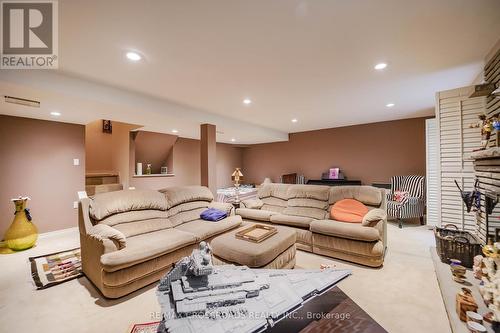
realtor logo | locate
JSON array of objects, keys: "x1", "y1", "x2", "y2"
[{"x1": 1, "y1": 1, "x2": 58, "y2": 69}]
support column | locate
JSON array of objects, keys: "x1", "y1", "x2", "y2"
[{"x1": 200, "y1": 123, "x2": 216, "y2": 194}]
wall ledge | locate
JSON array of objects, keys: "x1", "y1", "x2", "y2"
[
  {"x1": 470, "y1": 147, "x2": 500, "y2": 160},
  {"x1": 133, "y1": 174, "x2": 175, "y2": 178}
]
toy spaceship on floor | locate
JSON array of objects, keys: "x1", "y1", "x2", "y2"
[{"x1": 156, "y1": 242, "x2": 351, "y2": 333}]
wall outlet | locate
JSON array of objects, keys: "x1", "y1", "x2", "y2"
[
  {"x1": 73, "y1": 201, "x2": 78, "y2": 209},
  {"x1": 73, "y1": 158, "x2": 79, "y2": 166}
]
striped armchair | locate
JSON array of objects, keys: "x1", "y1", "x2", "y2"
[{"x1": 387, "y1": 175, "x2": 426, "y2": 228}]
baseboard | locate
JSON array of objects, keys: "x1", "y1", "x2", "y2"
[
  {"x1": 1, "y1": 227, "x2": 78, "y2": 243},
  {"x1": 38, "y1": 227, "x2": 78, "y2": 240}
]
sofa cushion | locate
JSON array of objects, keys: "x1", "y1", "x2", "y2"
[
  {"x1": 258, "y1": 183, "x2": 290, "y2": 200},
  {"x1": 282, "y1": 206, "x2": 328, "y2": 220},
  {"x1": 287, "y1": 184, "x2": 330, "y2": 201},
  {"x1": 328, "y1": 186, "x2": 383, "y2": 206},
  {"x1": 362, "y1": 208, "x2": 387, "y2": 227},
  {"x1": 169, "y1": 208, "x2": 208, "y2": 227},
  {"x1": 330, "y1": 199, "x2": 369, "y2": 223},
  {"x1": 236, "y1": 208, "x2": 276, "y2": 221},
  {"x1": 261, "y1": 204, "x2": 286, "y2": 213},
  {"x1": 160, "y1": 186, "x2": 214, "y2": 208},
  {"x1": 282, "y1": 185, "x2": 329, "y2": 220},
  {"x1": 288, "y1": 198, "x2": 328, "y2": 210},
  {"x1": 261, "y1": 196, "x2": 288, "y2": 208},
  {"x1": 175, "y1": 216, "x2": 242, "y2": 240},
  {"x1": 310, "y1": 220, "x2": 380, "y2": 242},
  {"x1": 168, "y1": 201, "x2": 209, "y2": 216},
  {"x1": 112, "y1": 218, "x2": 172, "y2": 238},
  {"x1": 208, "y1": 201, "x2": 234, "y2": 216},
  {"x1": 167, "y1": 201, "x2": 210, "y2": 227},
  {"x1": 270, "y1": 214, "x2": 313, "y2": 228},
  {"x1": 100, "y1": 228, "x2": 197, "y2": 271},
  {"x1": 90, "y1": 190, "x2": 167, "y2": 221},
  {"x1": 241, "y1": 198, "x2": 264, "y2": 209},
  {"x1": 98, "y1": 210, "x2": 168, "y2": 226},
  {"x1": 249, "y1": 221, "x2": 313, "y2": 248}
]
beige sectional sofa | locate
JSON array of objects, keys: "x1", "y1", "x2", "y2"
[
  {"x1": 79, "y1": 183, "x2": 386, "y2": 298},
  {"x1": 236, "y1": 184, "x2": 387, "y2": 267},
  {"x1": 78, "y1": 186, "x2": 241, "y2": 298}
]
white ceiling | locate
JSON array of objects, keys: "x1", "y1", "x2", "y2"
[{"x1": 1, "y1": 0, "x2": 500, "y2": 143}]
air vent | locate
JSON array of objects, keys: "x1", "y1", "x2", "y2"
[{"x1": 4, "y1": 95, "x2": 40, "y2": 108}]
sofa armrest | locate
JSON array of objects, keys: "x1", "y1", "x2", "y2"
[
  {"x1": 362, "y1": 209, "x2": 387, "y2": 227},
  {"x1": 87, "y1": 224, "x2": 126, "y2": 251},
  {"x1": 209, "y1": 201, "x2": 235, "y2": 216},
  {"x1": 240, "y1": 198, "x2": 264, "y2": 209}
]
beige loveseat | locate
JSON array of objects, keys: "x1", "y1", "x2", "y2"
[
  {"x1": 236, "y1": 184, "x2": 387, "y2": 267},
  {"x1": 78, "y1": 186, "x2": 241, "y2": 298}
]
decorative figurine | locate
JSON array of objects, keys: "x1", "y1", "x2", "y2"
[
  {"x1": 470, "y1": 114, "x2": 493, "y2": 151},
  {"x1": 478, "y1": 240, "x2": 500, "y2": 325},
  {"x1": 1, "y1": 197, "x2": 38, "y2": 253},
  {"x1": 145, "y1": 164, "x2": 152, "y2": 175},
  {"x1": 473, "y1": 255, "x2": 484, "y2": 280},
  {"x1": 492, "y1": 116, "x2": 500, "y2": 131}
]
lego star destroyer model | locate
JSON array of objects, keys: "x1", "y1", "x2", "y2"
[{"x1": 156, "y1": 242, "x2": 351, "y2": 333}]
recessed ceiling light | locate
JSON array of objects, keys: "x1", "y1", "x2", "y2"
[
  {"x1": 243, "y1": 98, "x2": 252, "y2": 105},
  {"x1": 50, "y1": 111, "x2": 61, "y2": 116},
  {"x1": 291, "y1": 118, "x2": 298, "y2": 123},
  {"x1": 374, "y1": 63, "x2": 387, "y2": 70},
  {"x1": 126, "y1": 51, "x2": 142, "y2": 61},
  {"x1": 171, "y1": 129, "x2": 178, "y2": 133},
  {"x1": 231, "y1": 138, "x2": 236, "y2": 142},
  {"x1": 386, "y1": 103, "x2": 395, "y2": 108}
]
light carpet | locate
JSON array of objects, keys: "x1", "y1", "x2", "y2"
[{"x1": 0, "y1": 220, "x2": 451, "y2": 333}]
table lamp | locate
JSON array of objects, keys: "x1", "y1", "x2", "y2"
[{"x1": 231, "y1": 168, "x2": 244, "y2": 203}]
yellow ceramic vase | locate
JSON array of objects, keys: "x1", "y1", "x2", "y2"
[{"x1": 3, "y1": 197, "x2": 38, "y2": 251}]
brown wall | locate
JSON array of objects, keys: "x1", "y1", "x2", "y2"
[
  {"x1": 87, "y1": 121, "x2": 244, "y2": 191},
  {"x1": 242, "y1": 117, "x2": 428, "y2": 185},
  {"x1": 85, "y1": 120, "x2": 113, "y2": 173},
  {"x1": 130, "y1": 139, "x2": 243, "y2": 190},
  {"x1": 217, "y1": 143, "x2": 244, "y2": 188},
  {"x1": 0, "y1": 115, "x2": 85, "y2": 237},
  {"x1": 85, "y1": 120, "x2": 141, "y2": 188},
  {"x1": 134, "y1": 131, "x2": 176, "y2": 174}
]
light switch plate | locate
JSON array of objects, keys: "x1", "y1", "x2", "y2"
[
  {"x1": 73, "y1": 158, "x2": 79, "y2": 166},
  {"x1": 73, "y1": 201, "x2": 78, "y2": 209}
]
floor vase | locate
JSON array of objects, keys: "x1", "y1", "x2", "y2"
[{"x1": 3, "y1": 197, "x2": 38, "y2": 251}]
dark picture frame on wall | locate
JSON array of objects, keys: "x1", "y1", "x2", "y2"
[{"x1": 102, "y1": 120, "x2": 112, "y2": 134}]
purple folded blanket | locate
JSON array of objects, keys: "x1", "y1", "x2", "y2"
[{"x1": 200, "y1": 208, "x2": 227, "y2": 222}]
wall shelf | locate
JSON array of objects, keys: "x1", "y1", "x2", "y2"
[{"x1": 133, "y1": 174, "x2": 175, "y2": 178}]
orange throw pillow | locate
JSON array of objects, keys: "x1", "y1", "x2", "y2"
[{"x1": 331, "y1": 199, "x2": 369, "y2": 223}]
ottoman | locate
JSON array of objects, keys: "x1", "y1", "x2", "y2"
[{"x1": 211, "y1": 223, "x2": 297, "y2": 269}]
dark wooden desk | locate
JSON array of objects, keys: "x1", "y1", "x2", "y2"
[{"x1": 306, "y1": 179, "x2": 362, "y2": 186}]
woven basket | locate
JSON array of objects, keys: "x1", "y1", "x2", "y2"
[{"x1": 434, "y1": 224, "x2": 482, "y2": 268}]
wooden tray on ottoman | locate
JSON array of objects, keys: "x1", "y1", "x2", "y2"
[{"x1": 235, "y1": 224, "x2": 278, "y2": 243}]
